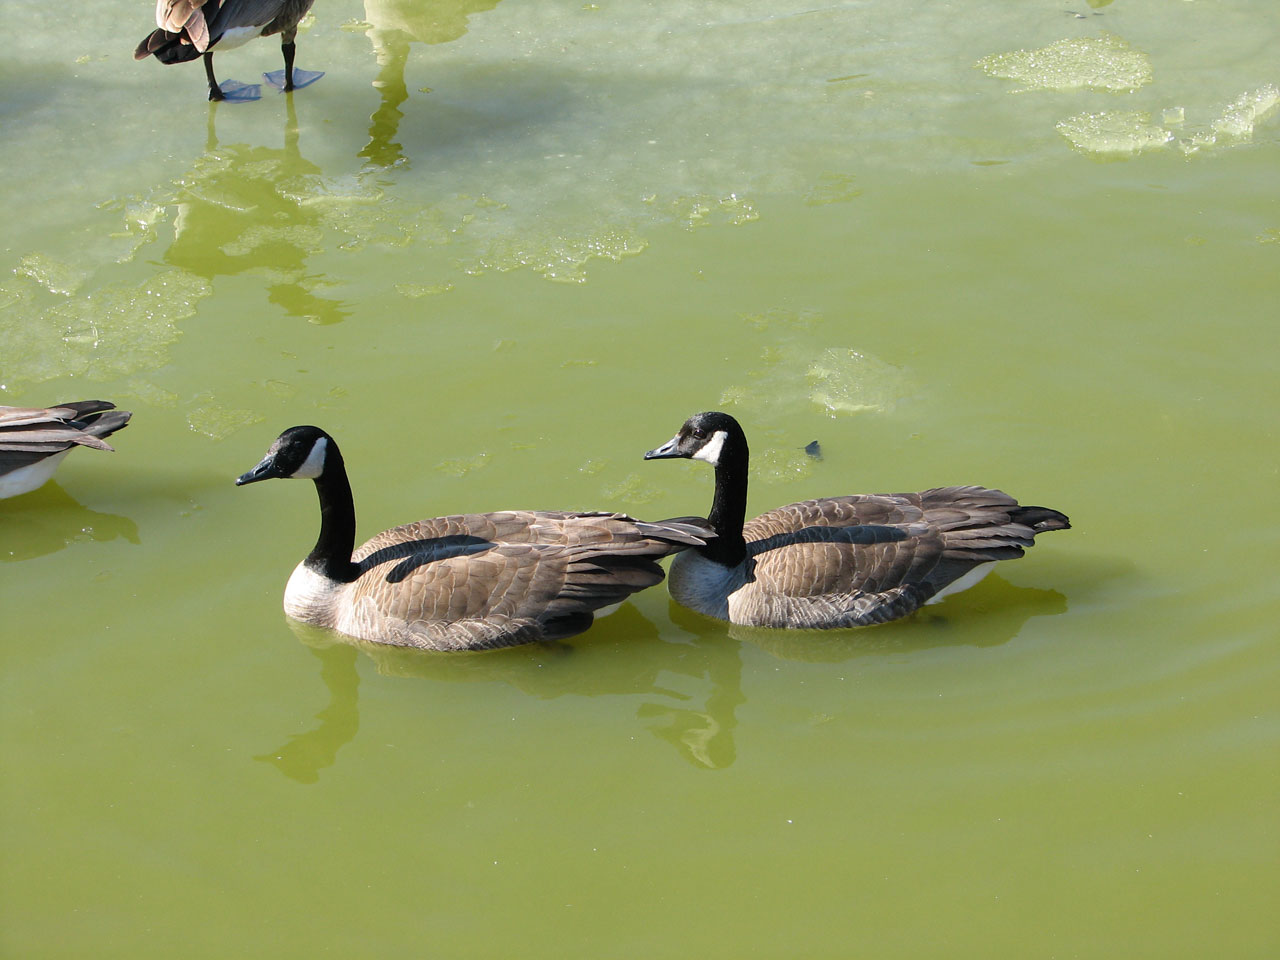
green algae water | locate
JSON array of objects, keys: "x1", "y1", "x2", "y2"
[{"x1": 3, "y1": 0, "x2": 1278, "y2": 956}]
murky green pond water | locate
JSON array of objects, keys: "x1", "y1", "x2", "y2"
[{"x1": 3, "y1": 0, "x2": 1278, "y2": 956}]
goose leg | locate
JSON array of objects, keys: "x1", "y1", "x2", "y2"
[
  {"x1": 264, "y1": 31, "x2": 325, "y2": 92},
  {"x1": 205, "y1": 50, "x2": 262, "y2": 102},
  {"x1": 204, "y1": 52, "x2": 223, "y2": 101}
]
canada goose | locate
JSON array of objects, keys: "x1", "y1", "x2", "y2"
[
  {"x1": 135, "y1": 0, "x2": 324, "y2": 102},
  {"x1": 236, "y1": 425, "x2": 714, "y2": 651},
  {"x1": 644, "y1": 411, "x2": 1069, "y2": 629},
  {"x1": 0, "y1": 402, "x2": 132, "y2": 500}
]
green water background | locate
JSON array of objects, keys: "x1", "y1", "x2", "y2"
[{"x1": 2, "y1": 0, "x2": 1278, "y2": 956}]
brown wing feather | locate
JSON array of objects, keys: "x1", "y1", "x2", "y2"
[
  {"x1": 0, "y1": 403, "x2": 131, "y2": 455},
  {"x1": 731, "y1": 486, "x2": 1065, "y2": 627},
  {"x1": 343, "y1": 511, "x2": 708, "y2": 649},
  {"x1": 154, "y1": 0, "x2": 210, "y2": 49}
]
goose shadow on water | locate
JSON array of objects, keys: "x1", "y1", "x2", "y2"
[
  {"x1": 357, "y1": 0, "x2": 502, "y2": 169},
  {"x1": 254, "y1": 569, "x2": 1084, "y2": 782},
  {"x1": 161, "y1": 98, "x2": 350, "y2": 324},
  {"x1": 255, "y1": 603, "x2": 745, "y2": 782},
  {"x1": 0, "y1": 482, "x2": 139, "y2": 562}
]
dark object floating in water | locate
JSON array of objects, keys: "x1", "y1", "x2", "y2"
[
  {"x1": 0, "y1": 401, "x2": 132, "y2": 499},
  {"x1": 135, "y1": 0, "x2": 324, "y2": 103},
  {"x1": 804, "y1": 440, "x2": 822, "y2": 460}
]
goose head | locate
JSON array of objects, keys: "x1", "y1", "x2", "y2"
[
  {"x1": 236, "y1": 425, "x2": 334, "y2": 485},
  {"x1": 644, "y1": 411, "x2": 746, "y2": 468}
]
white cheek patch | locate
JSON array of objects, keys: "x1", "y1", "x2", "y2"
[
  {"x1": 290, "y1": 437, "x2": 328, "y2": 479},
  {"x1": 692, "y1": 430, "x2": 729, "y2": 466}
]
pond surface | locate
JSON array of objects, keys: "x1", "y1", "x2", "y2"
[{"x1": 2, "y1": 0, "x2": 1278, "y2": 956}]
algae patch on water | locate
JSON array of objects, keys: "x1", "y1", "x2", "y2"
[
  {"x1": 977, "y1": 34, "x2": 1153, "y2": 93},
  {"x1": 0, "y1": 270, "x2": 210, "y2": 388},
  {"x1": 1055, "y1": 85, "x2": 1279, "y2": 157},
  {"x1": 806, "y1": 348, "x2": 907, "y2": 417},
  {"x1": 1057, "y1": 110, "x2": 1173, "y2": 155}
]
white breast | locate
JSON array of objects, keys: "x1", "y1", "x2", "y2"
[{"x1": 283, "y1": 562, "x2": 346, "y2": 624}]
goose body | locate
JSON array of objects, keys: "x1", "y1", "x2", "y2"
[
  {"x1": 644, "y1": 411, "x2": 1069, "y2": 629},
  {"x1": 135, "y1": 0, "x2": 323, "y2": 102},
  {"x1": 0, "y1": 401, "x2": 132, "y2": 499},
  {"x1": 237, "y1": 426, "x2": 713, "y2": 651}
]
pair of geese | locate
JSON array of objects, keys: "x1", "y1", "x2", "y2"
[
  {"x1": 235, "y1": 415, "x2": 1070, "y2": 650},
  {"x1": 2, "y1": 404, "x2": 1068, "y2": 645}
]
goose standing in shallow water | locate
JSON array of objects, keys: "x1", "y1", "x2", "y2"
[
  {"x1": 236, "y1": 426, "x2": 714, "y2": 651},
  {"x1": 0, "y1": 402, "x2": 132, "y2": 499},
  {"x1": 644, "y1": 411, "x2": 1069, "y2": 629},
  {"x1": 135, "y1": 0, "x2": 324, "y2": 102}
]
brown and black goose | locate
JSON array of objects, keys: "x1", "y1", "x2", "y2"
[
  {"x1": 0, "y1": 401, "x2": 132, "y2": 499},
  {"x1": 644, "y1": 411, "x2": 1069, "y2": 629},
  {"x1": 236, "y1": 425, "x2": 714, "y2": 651},
  {"x1": 135, "y1": 0, "x2": 324, "y2": 102}
]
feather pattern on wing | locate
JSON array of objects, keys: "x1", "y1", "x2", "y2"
[
  {"x1": 0, "y1": 402, "x2": 132, "y2": 484},
  {"x1": 313, "y1": 512, "x2": 708, "y2": 651},
  {"x1": 712, "y1": 486, "x2": 1065, "y2": 627}
]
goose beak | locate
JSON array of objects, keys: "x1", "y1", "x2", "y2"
[
  {"x1": 644, "y1": 435, "x2": 683, "y2": 460},
  {"x1": 235, "y1": 456, "x2": 280, "y2": 486}
]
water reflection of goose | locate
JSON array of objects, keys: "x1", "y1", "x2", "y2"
[
  {"x1": 0, "y1": 402, "x2": 131, "y2": 499},
  {"x1": 645, "y1": 411, "x2": 1069, "y2": 629},
  {"x1": 256, "y1": 608, "x2": 744, "y2": 782},
  {"x1": 1, "y1": 481, "x2": 140, "y2": 562},
  {"x1": 135, "y1": 0, "x2": 324, "y2": 102},
  {"x1": 358, "y1": 0, "x2": 501, "y2": 167},
  {"x1": 236, "y1": 425, "x2": 714, "y2": 650},
  {"x1": 163, "y1": 99, "x2": 349, "y2": 323}
]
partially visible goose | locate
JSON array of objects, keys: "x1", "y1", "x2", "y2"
[
  {"x1": 236, "y1": 426, "x2": 714, "y2": 651},
  {"x1": 135, "y1": 0, "x2": 324, "y2": 102},
  {"x1": 0, "y1": 401, "x2": 132, "y2": 499},
  {"x1": 644, "y1": 411, "x2": 1069, "y2": 629}
]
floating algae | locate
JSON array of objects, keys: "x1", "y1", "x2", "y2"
[
  {"x1": 977, "y1": 34, "x2": 1153, "y2": 93},
  {"x1": 1, "y1": 270, "x2": 209, "y2": 388},
  {"x1": 1208, "y1": 85, "x2": 1280, "y2": 141},
  {"x1": 1057, "y1": 110, "x2": 1173, "y2": 156},
  {"x1": 806, "y1": 348, "x2": 906, "y2": 417},
  {"x1": 186, "y1": 394, "x2": 265, "y2": 441}
]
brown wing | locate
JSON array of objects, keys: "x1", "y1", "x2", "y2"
[
  {"x1": 0, "y1": 402, "x2": 132, "y2": 476},
  {"x1": 136, "y1": 0, "x2": 210, "y2": 58},
  {"x1": 744, "y1": 494, "x2": 939, "y2": 599},
  {"x1": 344, "y1": 511, "x2": 709, "y2": 650},
  {"x1": 736, "y1": 486, "x2": 1067, "y2": 628}
]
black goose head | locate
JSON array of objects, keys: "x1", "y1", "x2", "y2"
[
  {"x1": 236, "y1": 425, "x2": 334, "y2": 486},
  {"x1": 644, "y1": 411, "x2": 746, "y2": 468}
]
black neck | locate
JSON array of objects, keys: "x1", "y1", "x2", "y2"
[
  {"x1": 305, "y1": 445, "x2": 361, "y2": 583},
  {"x1": 701, "y1": 441, "x2": 749, "y2": 567}
]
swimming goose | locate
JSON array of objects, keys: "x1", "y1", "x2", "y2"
[
  {"x1": 135, "y1": 0, "x2": 324, "y2": 102},
  {"x1": 644, "y1": 411, "x2": 1069, "y2": 629},
  {"x1": 0, "y1": 401, "x2": 132, "y2": 499},
  {"x1": 236, "y1": 425, "x2": 714, "y2": 651}
]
